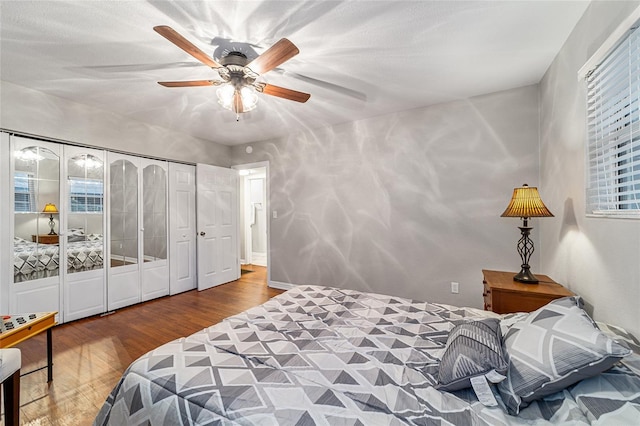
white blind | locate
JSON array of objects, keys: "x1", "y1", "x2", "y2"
[{"x1": 586, "y1": 25, "x2": 640, "y2": 215}]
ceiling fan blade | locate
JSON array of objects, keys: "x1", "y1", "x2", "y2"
[
  {"x1": 260, "y1": 84, "x2": 310, "y2": 103},
  {"x1": 234, "y1": 91, "x2": 244, "y2": 114},
  {"x1": 153, "y1": 25, "x2": 222, "y2": 69},
  {"x1": 158, "y1": 80, "x2": 223, "y2": 87},
  {"x1": 246, "y1": 38, "x2": 299, "y2": 75}
]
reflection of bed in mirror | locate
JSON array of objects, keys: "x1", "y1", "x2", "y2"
[{"x1": 13, "y1": 234, "x2": 104, "y2": 282}]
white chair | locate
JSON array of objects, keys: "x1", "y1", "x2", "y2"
[{"x1": 0, "y1": 348, "x2": 21, "y2": 426}]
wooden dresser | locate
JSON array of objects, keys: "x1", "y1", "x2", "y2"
[{"x1": 482, "y1": 269, "x2": 574, "y2": 314}]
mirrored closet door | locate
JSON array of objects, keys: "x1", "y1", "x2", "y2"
[
  {"x1": 11, "y1": 136, "x2": 62, "y2": 314},
  {"x1": 63, "y1": 146, "x2": 106, "y2": 322},
  {"x1": 107, "y1": 152, "x2": 141, "y2": 310},
  {"x1": 107, "y1": 154, "x2": 169, "y2": 310},
  {"x1": 141, "y1": 159, "x2": 169, "y2": 301}
]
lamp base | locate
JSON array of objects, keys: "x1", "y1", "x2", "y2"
[
  {"x1": 48, "y1": 215, "x2": 57, "y2": 235},
  {"x1": 513, "y1": 266, "x2": 539, "y2": 284}
]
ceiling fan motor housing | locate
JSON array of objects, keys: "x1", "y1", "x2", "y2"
[{"x1": 218, "y1": 52, "x2": 258, "y2": 88}]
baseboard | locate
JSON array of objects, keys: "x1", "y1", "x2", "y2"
[
  {"x1": 251, "y1": 252, "x2": 267, "y2": 267},
  {"x1": 268, "y1": 280, "x2": 296, "y2": 291}
]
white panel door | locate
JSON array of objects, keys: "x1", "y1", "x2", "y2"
[
  {"x1": 169, "y1": 163, "x2": 196, "y2": 295},
  {"x1": 196, "y1": 164, "x2": 239, "y2": 291},
  {"x1": 63, "y1": 146, "x2": 107, "y2": 322},
  {"x1": 140, "y1": 159, "x2": 169, "y2": 302}
]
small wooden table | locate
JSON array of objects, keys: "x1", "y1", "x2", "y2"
[
  {"x1": 31, "y1": 234, "x2": 59, "y2": 244},
  {"x1": 0, "y1": 312, "x2": 57, "y2": 382},
  {"x1": 482, "y1": 270, "x2": 574, "y2": 314}
]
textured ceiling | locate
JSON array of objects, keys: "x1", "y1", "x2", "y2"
[{"x1": 0, "y1": 1, "x2": 589, "y2": 146}]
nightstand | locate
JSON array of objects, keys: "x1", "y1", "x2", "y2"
[
  {"x1": 32, "y1": 234, "x2": 59, "y2": 244},
  {"x1": 482, "y1": 269, "x2": 574, "y2": 314}
]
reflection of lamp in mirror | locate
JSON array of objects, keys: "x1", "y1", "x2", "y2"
[
  {"x1": 42, "y1": 203, "x2": 59, "y2": 235},
  {"x1": 501, "y1": 184, "x2": 554, "y2": 284}
]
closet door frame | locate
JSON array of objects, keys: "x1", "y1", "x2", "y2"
[{"x1": 62, "y1": 146, "x2": 107, "y2": 322}]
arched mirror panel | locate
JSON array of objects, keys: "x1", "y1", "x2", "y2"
[
  {"x1": 110, "y1": 159, "x2": 138, "y2": 267},
  {"x1": 143, "y1": 165, "x2": 167, "y2": 262},
  {"x1": 13, "y1": 146, "x2": 60, "y2": 282},
  {"x1": 67, "y1": 154, "x2": 104, "y2": 274}
]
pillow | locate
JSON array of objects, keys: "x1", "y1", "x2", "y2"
[
  {"x1": 67, "y1": 227, "x2": 85, "y2": 242},
  {"x1": 497, "y1": 296, "x2": 632, "y2": 415},
  {"x1": 86, "y1": 233, "x2": 103, "y2": 241},
  {"x1": 436, "y1": 318, "x2": 508, "y2": 391},
  {"x1": 13, "y1": 236, "x2": 28, "y2": 244}
]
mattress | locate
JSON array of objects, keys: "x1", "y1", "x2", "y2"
[
  {"x1": 13, "y1": 237, "x2": 104, "y2": 281},
  {"x1": 94, "y1": 285, "x2": 640, "y2": 425}
]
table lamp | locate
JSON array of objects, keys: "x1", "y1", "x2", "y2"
[
  {"x1": 42, "y1": 203, "x2": 58, "y2": 235},
  {"x1": 501, "y1": 184, "x2": 553, "y2": 283}
]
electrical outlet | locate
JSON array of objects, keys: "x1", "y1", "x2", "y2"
[
  {"x1": 272, "y1": 210, "x2": 278, "y2": 219},
  {"x1": 451, "y1": 281, "x2": 459, "y2": 294}
]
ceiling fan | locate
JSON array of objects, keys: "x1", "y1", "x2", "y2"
[{"x1": 153, "y1": 26, "x2": 310, "y2": 118}]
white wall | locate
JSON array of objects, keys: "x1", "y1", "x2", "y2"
[
  {"x1": 0, "y1": 81, "x2": 231, "y2": 166},
  {"x1": 539, "y1": 1, "x2": 640, "y2": 338},
  {"x1": 232, "y1": 85, "x2": 541, "y2": 308}
]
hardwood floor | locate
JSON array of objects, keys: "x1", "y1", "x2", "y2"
[{"x1": 9, "y1": 265, "x2": 281, "y2": 426}]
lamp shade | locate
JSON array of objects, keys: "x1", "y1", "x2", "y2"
[
  {"x1": 501, "y1": 184, "x2": 553, "y2": 218},
  {"x1": 42, "y1": 203, "x2": 58, "y2": 214}
]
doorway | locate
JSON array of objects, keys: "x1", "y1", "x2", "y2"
[{"x1": 233, "y1": 161, "x2": 270, "y2": 285}]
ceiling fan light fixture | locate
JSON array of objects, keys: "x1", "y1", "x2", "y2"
[{"x1": 216, "y1": 84, "x2": 258, "y2": 113}]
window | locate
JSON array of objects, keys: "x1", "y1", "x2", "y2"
[
  {"x1": 14, "y1": 171, "x2": 35, "y2": 212},
  {"x1": 586, "y1": 24, "x2": 640, "y2": 216},
  {"x1": 69, "y1": 177, "x2": 103, "y2": 212}
]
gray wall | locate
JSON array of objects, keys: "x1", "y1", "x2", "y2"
[
  {"x1": 232, "y1": 85, "x2": 541, "y2": 308},
  {"x1": 1, "y1": 81, "x2": 231, "y2": 166},
  {"x1": 539, "y1": 1, "x2": 640, "y2": 338}
]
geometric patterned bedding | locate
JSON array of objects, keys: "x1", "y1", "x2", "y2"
[
  {"x1": 94, "y1": 285, "x2": 640, "y2": 426},
  {"x1": 13, "y1": 237, "x2": 103, "y2": 282},
  {"x1": 66, "y1": 239, "x2": 104, "y2": 273}
]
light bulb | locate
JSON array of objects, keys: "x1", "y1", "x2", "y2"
[
  {"x1": 216, "y1": 85, "x2": 235, "y2": 110},
  {"x1": 240, "y1": 86, "x2": 258, "y2": 111}
]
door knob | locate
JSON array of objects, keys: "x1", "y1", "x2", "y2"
[{"x1": 200, "y1": 231, "x2": 206, "y2": 236}]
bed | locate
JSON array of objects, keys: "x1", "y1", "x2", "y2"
[
  {"x1": 13, "y1": 234, "x2": 104, "y2": 282},
  {"x1": 94, "y1": 285, "x2": 640, "y2": 425}
]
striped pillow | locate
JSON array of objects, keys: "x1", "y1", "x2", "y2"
[
  {"x1": 436, "y1": 318, "x2": 507, "y2": 392},
  {"x1": 497, "y1": 296, "x2": 631, "y2": 415}
]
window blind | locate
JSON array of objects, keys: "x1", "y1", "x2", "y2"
[
  {"x1": 14, "y1": 171, "x2": 35, "y2": 212},
  {"x1": 69, "y1": 177, "x2": 104, "y2": 212},
  {"x1": 586, "y1": 25, "x2": 640, "y2": 215}
]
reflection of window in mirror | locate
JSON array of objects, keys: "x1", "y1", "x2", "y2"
[
  {"x1": 69, "y1": 178, "x2": 104, "y2": 212},
  {"x1": 14, "y1": 171, "x2": 36, "y2": 212}
]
